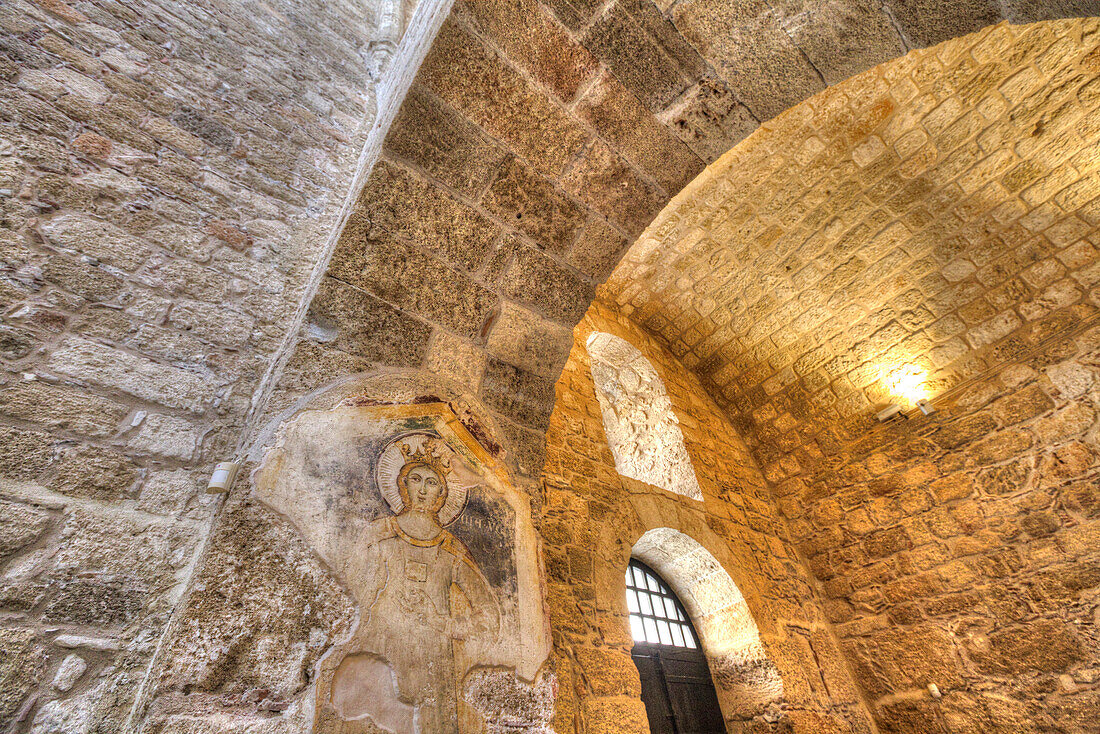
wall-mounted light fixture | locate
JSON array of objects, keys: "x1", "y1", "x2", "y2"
[
  {"x1": 876, "y1": 404, "x2": 905, "y2": 422},
  {"x1": 207, "y1": 461, "x2": 241, "y2": 494},
  {"x1": 875, "y1": 363, "x2": 938, "y2": 422}
]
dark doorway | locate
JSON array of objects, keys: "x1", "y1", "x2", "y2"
[{"x1": 626, "y1": 560, "x2": 725, "y2": 734}]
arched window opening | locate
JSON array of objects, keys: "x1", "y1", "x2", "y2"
[
  {"x1": 631, "y1": 528, "x2": 784, "y2": 727},
  {"x1": 586, "y1": 332, "x2": 703, "y2": 500},
  {"x1": 626, "y1": 559, "x2": 724, "y2": 733},
  {"x1": 626, "y1": 560, "x2": 699, "y2": 649}
]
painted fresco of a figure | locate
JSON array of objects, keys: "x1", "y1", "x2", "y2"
[{"x1": 258, "y1": 432, "x2": 501, "y2": 733}]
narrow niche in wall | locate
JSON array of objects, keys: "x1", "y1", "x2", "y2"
[{"x1": 586, "y1": 332, "x2": 703, "y2": 500}]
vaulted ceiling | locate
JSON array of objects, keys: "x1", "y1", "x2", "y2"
[
  {"x1": 604, "y1": 17, "x2": 1100, "y2": 458},
  {"x1": 316, "y1": 0, "x2": 1099, "y2": 454}
]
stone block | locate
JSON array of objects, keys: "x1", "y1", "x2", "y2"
[
  {"x1": 326, "y1": 233, "x2": 497, "y2": 340},
  {"x1": 481, "y1": 156, "x2": 586, "y2": 253},
  {"x1": 1044, "y1": 359, "x2": 1097, "y2": 399},
  {"x1": 48, "y1": 444, "x2": 139, "y2": 500},
  {"x1": 0, "y1": 325, "x2": 36, "y2": 360},
  {"x1": 0, "y1": 380, "x2": 128, "y2": 438},
  {"x1": 501, "y1": 243, "x2": 595, "y2": 323},
  {"x1": 576, "y1": 70, "x2": 704, "y2": 194},
  {"x1": 137, "y1": 469, "x2": 215, "y2": 520},
  {"x1": 0, "y1": 498, "x2": 50, "y2": 563},
  {"x1": 159, "y1": 500, "x2": 354, "y2": 697},
  {"x1": 575, "y1": 647, "x2": 640, "y2": 696},
  {"x1": 354, "y1": 160, "x2": 499, "y2": 272},
  {"x1": 47, "y1": 337, "x2": 215, "y2": 413},
  {"x1": 424, "y1": 330, "x2": 488, "y2": 393},
  {"x1": 561, "y1": 138, "x2": 663, "y2": 236},
  {"x1": 874, "y1": 697, "x2": 950, "y2": 734},
  {"x1": 657, "y1": 74, "x2": 759, "y2": 162},
  {"x1": 39, "y1": 212, "x2": 153, "y2": 271},
  {"x1": 929, "y1": 413, "x2": 997, "y2": 450},
  {"x1": 40, "y1": 252, "x2": 124, "y2": 302},
  {"x1": 855, "y1": 625, "x2": 964, "y2": 698},
  {"x1": 0, "y1": 425, "x2": 54, "y2": 480},
  {"x1": 580, "y1": 694, "x2": 649, "y2": 734},
  {"x1": 168, "y1": 298, "x2": 255, "y2": 347},
  {"x1": 975, "y1": 457, "x2": 1033, "y2": 495},
  {"x1": 1034, "y1": 402, "x2": 1095, "y2": 442},
  {"x1": 418, "y1": 18, "x2": 588, "y2": 176},
  {"x1": 480, "y1": 357, "x2": 558, "y2": 429},
  {"x1": 464, "y1": 669, "x2": 556, "y2": 731},
  {"x1": 966, "y1": 428, "x2": 1033, "y2": 465},
  {"x1": 384, "y1": 84, "x2": 508, "y2": 198},
  {"x1": 171, "y1": 107, "x2": 234, "y2": 149},
  {"x1": 497, "y1": 418, "x2": 548, "y2": 479},
  {"x1": 583, "y1": 0, "x2": 705, "y2": 111},
  {"x1": 0, "y1": 628, "x2": 47, "y2": 723},
  {"x1": 771, "y1": 0, "x2": 905, "y2": 85},
  {"x1": 128, "y1": 413, "x2": 202, "y2": 460},
  {"x1": 43, "y1": 508, "x2": 193, "y2": 627},
  {"x1": 971, "y1": 618, "x2": 1084, "y2": 675},
  {"x1": 456, "y1": 0, "x2": 599, "y2": 102},
  {"x1": 52, "y1": 653, "x2": 87, "y2": 692},
  {"x1": 306, "y1": 277, "x2": 432, "y2": 365},
  {"x1": 930, "y1": 474, "x2": 973, "y2": 502},
  {"x1": 276, "y1": 340, "x2": 377, "y2": 397},
  {"x1": 487, "y1": 300, "x2": 573, "y2": 378},
  {"x1": 883, "y1": 0, "x2": 1000, "y2": 48},
  {"x1": 671, "y1": 0, "x2": 824, "y2": 120},
  {"x1": 42, "y1": 574, "x2": 149, "y2": 627},
  {"x1": 566, "y1": 216, "x2": 630, "y2": 281},
  {"x1": 989, "y1": 383, "x2": 1054, "y2": 426}
]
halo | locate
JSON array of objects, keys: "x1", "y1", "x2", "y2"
[{"x1": 375, "y1": 432, "x2": 469, "y2": 525}]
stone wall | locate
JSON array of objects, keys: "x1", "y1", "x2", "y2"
[
  {"x1": 541, "y1": 300, "x2": 873, "y2": 733},
  {"x1": 0, "y1": 0, "x2": 400, "y2": 729},
  {"x1": 5, "y1": 1, "x2": 1100, "y2": 733},
  {"x1": 603, "y1": 18, "x2": 1100, "y2": 732},
  {"x1": 790, "y1": 319, "x2": 1100, "y2": 733}
]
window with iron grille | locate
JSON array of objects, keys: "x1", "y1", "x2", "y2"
[{"x1": 625, "y1": 560, "x2": 700, "y2": 649}]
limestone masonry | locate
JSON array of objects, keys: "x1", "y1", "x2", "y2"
[{"x1": 2, "y1": 0, "x2": 1100, "y2": 732}]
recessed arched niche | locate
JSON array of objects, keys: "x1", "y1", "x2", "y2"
[
  {"x1": 632, "y1": 527, "x2": 783, "y2": 723},
  {"x1": 586, "y1": 332, "x2": 703, "y2": 500}
]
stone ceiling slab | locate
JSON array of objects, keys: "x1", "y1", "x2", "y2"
[
  {"x1": 312, "y1": 1, "x2": 1099, "y2": 444},
  {"x1": 671, "y1": 0, "x2": 826, "y2": 120},
  {"x1": 883, "y1": 0, "x2": 1002, "y2": 48},
  {"x1": 772, "y1": 0, "x2": 909, "y2": 85}
]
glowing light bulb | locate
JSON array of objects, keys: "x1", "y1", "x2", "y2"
[{"x1": 886, "y1": 365, "x2": 930, "y2": 405}]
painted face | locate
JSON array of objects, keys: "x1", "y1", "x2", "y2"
[{"x1": 404, "y1": 465, "x2": 443, "y2": 511}]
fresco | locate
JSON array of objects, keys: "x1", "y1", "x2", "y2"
[{"x1": 254, "y1": 401, "x2": 550, "y2": 733}]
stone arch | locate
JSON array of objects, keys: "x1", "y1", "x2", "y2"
[
  {"x1": 630, "y1": 527, "x2": 783, "y2": 722},
  {"x1": 310, "y1": 14, "x2": 1100, "y2": 476},
  {"x1": 586, "y1": 332, "x2": 703, "y2": 500}
]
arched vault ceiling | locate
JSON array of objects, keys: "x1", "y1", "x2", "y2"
[
  {"x1": 323, "y1": 0, "x2": 1098, "y2": 445},
  {"x1": 604, "y1": 19, "x2": 1100, "y2": 434}
]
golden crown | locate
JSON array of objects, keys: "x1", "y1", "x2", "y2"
[{"x1": 399, "y1": 439, "x2": 451, "y2": 478}]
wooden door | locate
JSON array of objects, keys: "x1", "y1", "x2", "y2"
[
  {"x1": 631, "y1": 643, "x2": 725, "y2": 734},
  {"x1": 625, "y1": 561, "x2": 725, "y2": 733}
]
